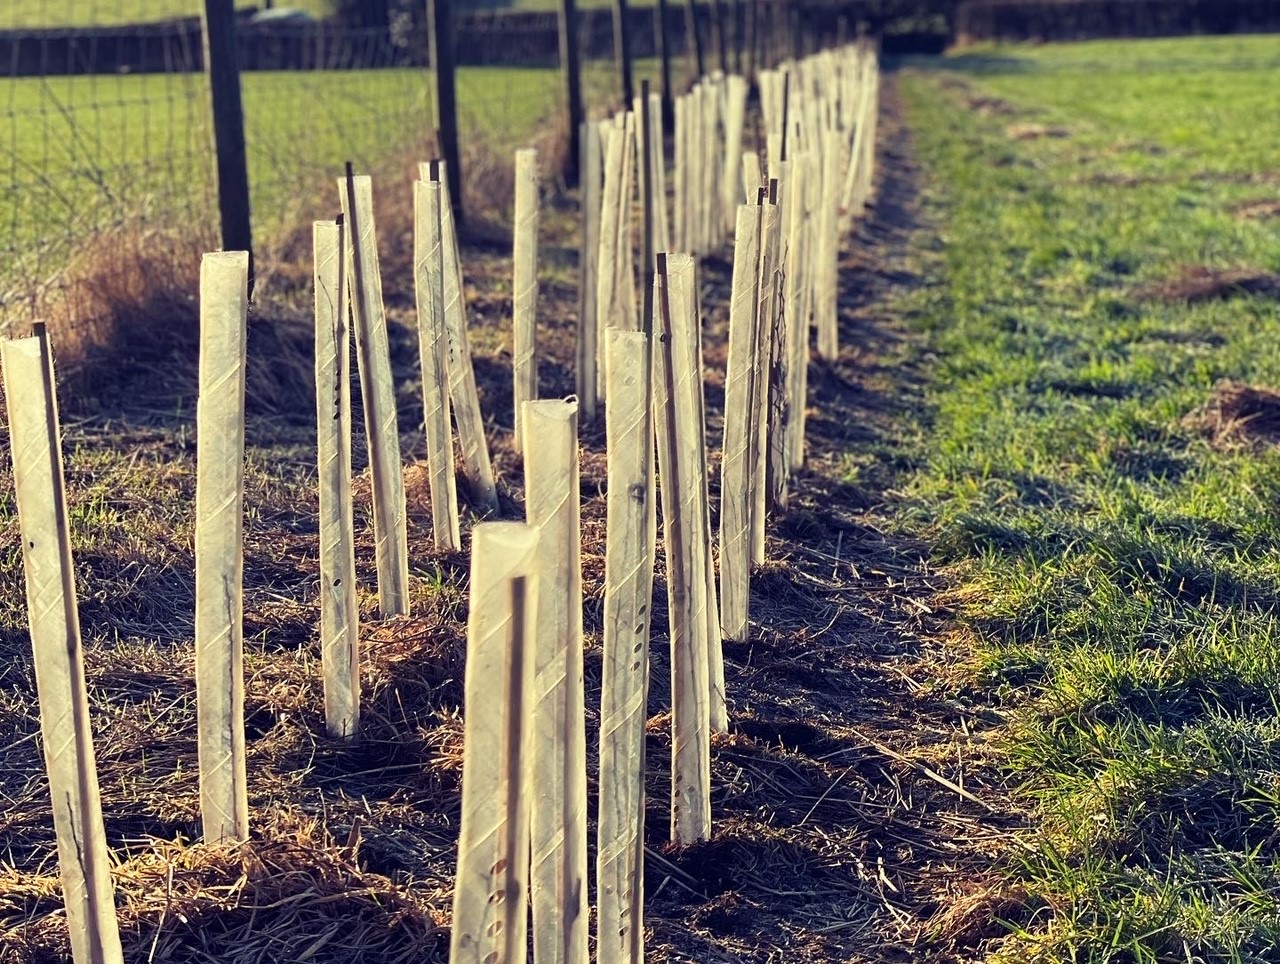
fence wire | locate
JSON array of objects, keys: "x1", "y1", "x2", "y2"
[{"x1": 0, "y1": 0, "x2": 758, "y2": 334}]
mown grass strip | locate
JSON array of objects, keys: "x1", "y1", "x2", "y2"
[{"x1": 899, "y1": 33, "x2": 1280, "y2": 961}]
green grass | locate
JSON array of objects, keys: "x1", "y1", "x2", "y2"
[
  {"x1": 0, "y1": 0, "x2": 336, "y2": 29},
  {"x1": 0, "y1": 0, "x2": 630, "y2": 28},
  {"x1": 898, "y1": 33, "x2": 1280, "y2": 961}
]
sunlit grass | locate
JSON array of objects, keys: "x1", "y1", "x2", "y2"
[{"x1": 900, "y1": 32, "x2": 1280, "y2": 961}]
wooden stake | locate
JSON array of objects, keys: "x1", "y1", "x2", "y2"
[
  {"x1": 340, "y1": 171, "x2": 410, "y2": 615},
  {"x1": 523, "y1": 398, "x2": 589, "y2": 964},
  {"x1": 450, "y1": 522, "x2": 540, "y2": 964},
  {"x1": 422, "y1": 160, "x2": 499, "y2": 514},
  {"x1": 414, "y1": 179, "x2": 462, "y2": 551},
  {"x1": 314, "y1": 220, "x2": 361, "y2": 738},
  {"x1": 195, "y1": 250, "x2": 250, "y2": 842},
  {"x1": 2, "y1": 328, "x2": 124, "y2": 964},
  {"x1": 598, "y1": 329, "x2": 654, "y2": 964},
  {"x1": 577, "y1": 121, "x2": 603, "y2": 420},
  {"x1": 719, "y1": 205, "x2": 761, "y2": 643},
  {"x1": 653, "y1": 255, "x2": 711, "y2": 844},
  {"x1": 512, "y1": 149, "x2": 541, "y2": 452}
]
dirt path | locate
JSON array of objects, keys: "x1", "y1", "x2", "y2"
[{"x1": 634, "y1": 75, "x2": 1018, "y2": 962}]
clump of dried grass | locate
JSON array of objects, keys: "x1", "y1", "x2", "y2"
[
  {"x1": 1184, "y1": 380, "x2": 1280, "y2": 446},
  {"x1": 0, "y1": 823, "x2": 445, "y2": 964},
  {"x1": 1006, "y1": 123, "x2": 1070, "y2": 141},
  {"x1": 0, "y1": 219, "x2": 316, "y2": 419},
  {"x1": 1231, "y1": 199, "x2": 1280, "y2": 221}
]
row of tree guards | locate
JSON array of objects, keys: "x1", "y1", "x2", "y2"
[{"x1": 1, "y1": 40, "x2": 880, "y2": 964}]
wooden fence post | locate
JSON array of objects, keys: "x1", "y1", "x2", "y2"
[
  {"x1": 422, "y1": 160, "x2": 498, "y2": 513},
  {"x1": 577, "y1": 122, "x2": 603, "y2": 420},
  {"x1": 2, "y1": 328, "x2": 125, "y2": 964},
  {"x1": 314, "y1": 221, "x2": 362, "y2": 739},
  {"x1": 558, "y1": 0, "x2": 583, "y2": 185},
  {"x1": 613, "y1": 0, "x2": 634, "y2": 108},
  {"x1": 712, "y1": 0, "x2": 729, "y2": 72},
  {"x1": 449, "y1": 522, "x2": 540, "y2": 964},
  {"x1": 201, "y1": 0, "x2": 253, "y2": 277},
  {"x1": 340, "y1": 171, "x2": 411, "y2": 616},
  {"x1": 414, "y1": 179, "x2": 462, "y2": 551},
  {"x1": 653, "y1": 255, "x2": 712, "y2": 844},
  {"x1": 597, "y1": 329, "x2": 655, "y2": 964},
  {"x1": 655, "y1": 0, "x2": 674, "y2": 127},
  {"x1": 523, "y1": 398, "x2": 589, "y2": 964},
  {"x1": 195, "y1": 250, "x2": 251, "y2": 843},
  {"x1": 684, "y1": 0, "x2": 705, "y2": 82},
  {"x1": 512, "y1": 149, "x2": 541, "y2": 453},
  {"x1": 428, "y1": 0, "x2": 464, "y2": 228}
]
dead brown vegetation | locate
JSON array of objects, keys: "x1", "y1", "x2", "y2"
[
  {"x1": 1184, "y1": 381, "x2": 1280, "y2": 447},
  {"x1": 1006, "y1": 122, "x2": 1070, "y2": 141},
  {"x1": 1140, "y1": 265, "x2": 1280, "y2": 304},
  {"x1": 1232, "y1": 198, "x2": 1280, "y2": 221}
]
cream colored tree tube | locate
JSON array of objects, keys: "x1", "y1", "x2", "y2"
[
  {"x1": 722, "y1": 76, "x2": 748, "y2": 233},
  {"x1": 596, "y1": 120, "x2": 626, "y2": 359},
  {"x1": 421, "y1": 160, "x2": 499, "y2": 514},
  {"x1": 577, "y1": 121, "x2": 603, "y2": 420},
  {"x1": 815, "y1": 129, "x2": 842, "y2": 362},
  {"x1": 195, "y1": 250, "x2": 251, "y2": 843},
  {"x1": 414, "y1": 179, "x2": 462, "y2": 550},
  {"x1": 649, "y1": 90, "x2": 671, "y2": 254},
  {"x1": 750, "y1": 195, "x2": 781, "y2": 566},
  {"x1": 597, "y1": 329, "x2": 654, "y2": 964},
  {"x1": 785, "y1": 151, "x2": 813, "y2": 472},
  {"x1": 2, "y1": 329, "x2": 124, "y2": 964},
  {"x1": 339, "y1": 174, "x2": 410, "y2": 616},
  {"x1": 523, "y1": 398, "x2": 589, "y2": 964},
  {"x1": 652, "y1": 258, "x2": 712, "y2": 845},
  {"x1": 512, "y1": 149, "x2": 540, "y2": 452},
  {"x1": 667, "y1": 255, "x2": 727, "y2": 731},
  {"x1": 314, "y1": 221, "x2": 362, "y2": 739},
  {"x1": 450, "y1": 522, "x2": 540, "y2": 964},
  {"x1": 741, "y1": 150, "x2": 762, "y2": 207},
  {"x1": 673, "y1": 94, "x2": 687, "y2": 253},
  {"x1": 719, "y1": 206, "x2": 762, "y2": 643}
]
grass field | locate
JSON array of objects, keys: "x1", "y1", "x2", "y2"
[
  {"x1": 898, "y1": 34, "x2": 1280, "y2": 961},
  {"x1": 0, "y1": 0, "x2": 335, "y2": 29},
  {"x1": 0, "y1": 0, "x2": 630, "y2": 29}
]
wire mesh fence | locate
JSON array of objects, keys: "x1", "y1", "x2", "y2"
[{"x1": 0, "y1": 0, "x2": 769, "y2": 337}]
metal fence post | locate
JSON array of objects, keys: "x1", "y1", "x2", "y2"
[
  {"x1": 429, "y1": 0, "x2": 464, "y2": 228},
  {"x1": 558, "y1": 0, "x2": 584, "y2": 185},
  {"x1": 613, "y1": 0, "x2": 635, "y2": 108},
  {"x1": 201, "y1": 0, "x2": 253, "y2": 280}
]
